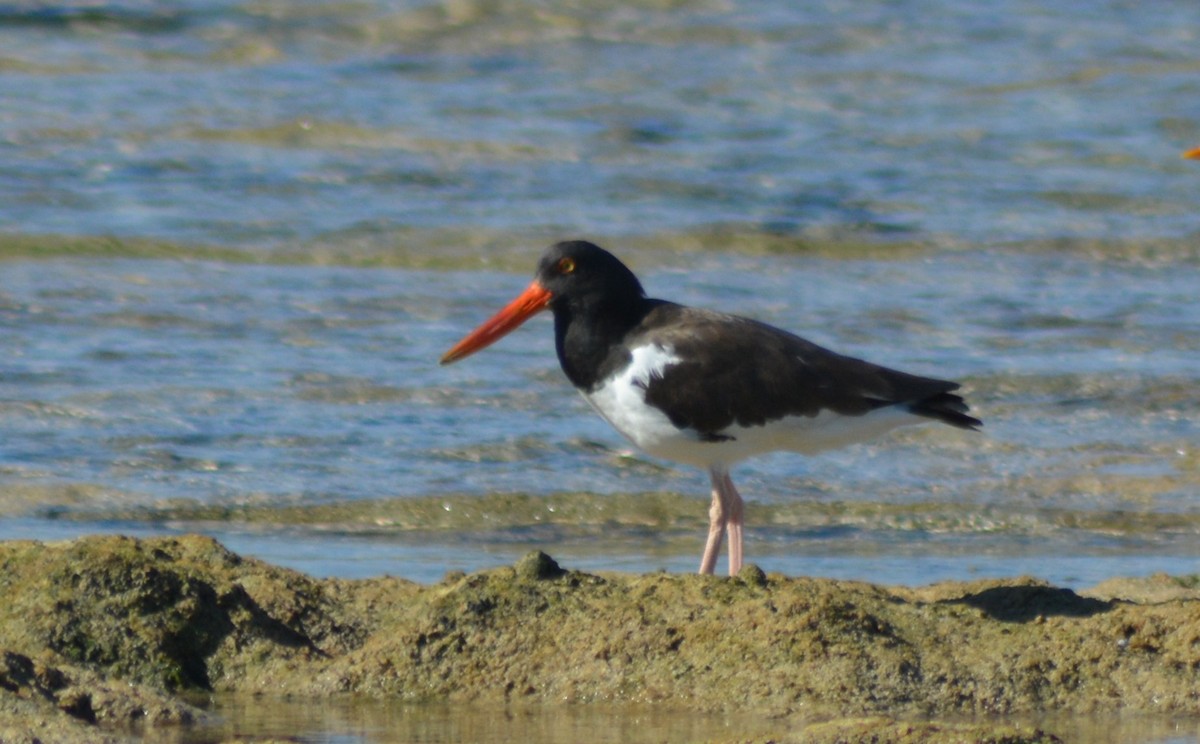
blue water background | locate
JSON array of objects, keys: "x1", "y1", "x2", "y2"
[{"x1": 1, "y1": 0, "x2": 1199, "y2": 587}]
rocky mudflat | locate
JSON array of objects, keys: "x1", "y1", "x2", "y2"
[{"x1": 1, "y1": 534, "x2": 1197, "y2": 742}]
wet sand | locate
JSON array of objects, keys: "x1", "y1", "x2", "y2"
[{"x1": 0, "y1": 534, "x2": 1197, "y2": 742}]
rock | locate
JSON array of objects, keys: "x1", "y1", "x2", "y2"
[
  {"x1": 0, "y1": 535, "x2": 1198, "y2": 740},
  {"x1": 514, "y1": 550, "x2": 566, "y2": 580}
]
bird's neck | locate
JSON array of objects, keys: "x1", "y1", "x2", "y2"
[{"x1": 553, "y1": 295, "x2": 656, "y2": 391}]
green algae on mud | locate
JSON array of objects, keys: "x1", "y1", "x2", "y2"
[
  {"x1": 0, "y1": 233, "x2": 255, "y2": 264},
  {"x1": 0, "y1": 226, "x2": 939, "y2": 273},
  {"x1": 4, "y1": 228, "x2": 1198, "y2": 275},
  {"x1": 0, "y1": 534, "x2": 1198, "y2": 742},
  {"x1": 0, "y1": 648, "x2": 204, "y2": 744},
  {"x1": 33, "y1": 489, "x2": 1200, "y2": 543}
]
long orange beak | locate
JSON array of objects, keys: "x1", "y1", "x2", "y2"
[
  {"x1": 440, "y1": 281, "x2": 554, "y2": 365},
  {"x1": 1185, "y1": 147, "x2": 1200, "y2": 160}
]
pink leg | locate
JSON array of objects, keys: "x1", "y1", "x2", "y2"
[
  {"x1": 698, "y1": 470, "x2": 725, "y2": 575},
  {"x1": 698, "y1": 467, "x2": 746, "y2": 576},
  {"x1": 720, "y1": 471, "x2": 744, "y2": 576}
]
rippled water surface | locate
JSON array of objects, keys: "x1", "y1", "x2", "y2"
[
  {"x1": 3, "y1": 0, "x2": 1199, "y2": 248},
  {"x1": 1, "y1": 2, "x2": 1199, "y2": 739},
  {"x1": 2, "y1": 0, "x2": 1198, "y2": 579},
  {"x1": 3, "y1": 249, "x2": 1197, "y2": 587}
]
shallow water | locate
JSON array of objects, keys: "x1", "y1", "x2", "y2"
[
  {"x1": 170, "y1": 696, "x2": 1200, "y2": 744},
  {"x1": 178, "y1": 697, "x2": 782, "y2": 744},
  {"x1": 1, "y1": 250, "x2": 1197, "y2": 587},
  {"x1": 2, "y1": 1, "x2": 1199, "y2": 740},
  {"x1": 2, "y1": 0, "x2": 1199, "y2": 248}
]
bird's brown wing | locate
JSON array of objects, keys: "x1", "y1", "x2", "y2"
[{"x1": 630, "y1": 304, "x2": 980, "y2": 437}]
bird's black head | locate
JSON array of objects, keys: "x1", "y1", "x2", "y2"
[
  {"x1": 439, "y1": 240, "x2": 648, "y2": 367},
  {"x1": 534, "y1": 240, "x2": 646, "y2": 312}
]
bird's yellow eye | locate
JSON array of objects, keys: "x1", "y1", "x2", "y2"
[{"x1": 558, "y1": 257, "x2": 576, "y2": 274}]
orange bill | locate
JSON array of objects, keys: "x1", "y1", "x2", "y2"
[
  {"x1": 1184, "y1": 147, "x2": 1200, "y2": 160},
  {"x1": 440, "y1": 281, "x2": 554, "y2": 365}
]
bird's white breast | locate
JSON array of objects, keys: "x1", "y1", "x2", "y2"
[{"x1": 582, "y1": 345, "x2": 707, "y2": 462}]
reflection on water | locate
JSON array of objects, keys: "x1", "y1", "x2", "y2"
[
  {"x1": 183, "y1": 697, "x2": 778, "y2": 744},
  {"x1": 176, "y1": 694, "x2": 1200, "y2": 744}
]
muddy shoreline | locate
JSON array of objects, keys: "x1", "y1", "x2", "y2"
[{"x1": 1, "y1": 534, "x2": 1197, "y2": 742}]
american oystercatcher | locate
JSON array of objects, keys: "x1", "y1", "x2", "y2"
[{"x1": 441, "y1": 241, "x2": 981, "y2": 576}]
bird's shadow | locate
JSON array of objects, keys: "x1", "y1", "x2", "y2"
[{"x1": 944, "y1": 584, "x2": 1113, "y2": 622}]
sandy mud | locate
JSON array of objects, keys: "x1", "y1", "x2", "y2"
[{"x1": 1, "y1": 535, "x2": 1197, "y2": 742}]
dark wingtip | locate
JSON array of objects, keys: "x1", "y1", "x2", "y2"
[
  {"x1": 908, "y1": 392, "x2": 982, "y2": 431},
  {"x1": 944, "y1": 411, "x2": 984, "y2": 431}
]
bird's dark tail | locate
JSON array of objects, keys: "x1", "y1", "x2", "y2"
[{"x1": 907, "y1": 391, "x2": 982, "y2": 430}]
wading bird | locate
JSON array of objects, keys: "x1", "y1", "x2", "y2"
[{"x1": 441, "y1": 241, "x2": 980, "y2": 576}]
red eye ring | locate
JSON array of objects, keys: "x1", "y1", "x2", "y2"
[{"x1": 558, "y1": 257, "x2": 576, "y2": 274}]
